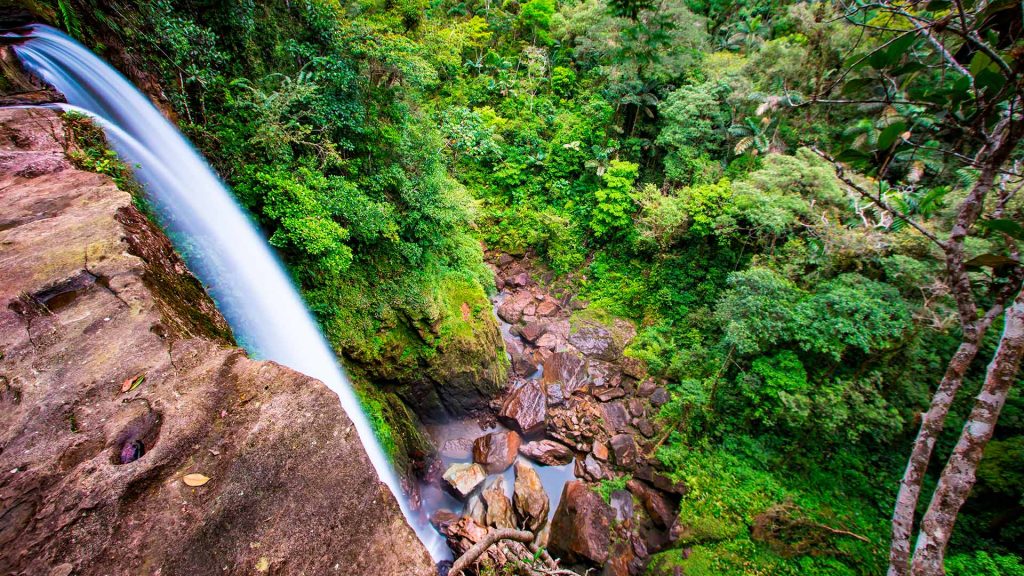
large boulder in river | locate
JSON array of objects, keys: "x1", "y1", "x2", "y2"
[
  {"x1": 473, "y1": 430, "x2": 522, "y2": 473},
  {"x1": 497, "y1": 290, "x2": 535, "y2": 324},
  {"x1": 482, "y1": 476, "x2": 516, "y2": 529},
  {"x1": 0, "y1": 109, "x2": 434, "y2": 575},
  {"x1": 541, "y1": 350, "x2": 589, "y2": 405},
  {"x1": 549, "y1": 481, "x2": 613, "y2": 564},
  {"x1": 443, "y1": 462, "x2": 486, "y2": 498},
  {"x1": 519, "y1": 439, "x2": 574, "y2": 466},
  {"x1": 567, "y1": 316, "x2": 636, "y2": 362},
  {"x1": 499, "y1": 379, "x2": 547, "y2": 435},
  {"x1": 513, "y1": 460, "x2": 550, "y2": 531}
]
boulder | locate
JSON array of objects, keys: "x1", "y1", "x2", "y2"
[
  {"x1": 482, "y1": 476, "x2": 516, "y2": 529},
  {"x1": 650, "y1": 387, "x2": 670, "y2": 407},
  {"x1": 604, "y1": 539, "x2": 636, "y2": 576},
  {"x1": 535, "y1": 332, "x2": 565, "y2": 351},
  {"x1": 536, "y1": 299, "x2": 559, "y2": 317},
  {"x1": 541, "y1": 350, "x2": 588, "y2": 405},
  {"x1": 609, "y1": 490, "x2": 634, "y2": 523},
  {"x1": 636, "y1": 418, "x2": 656, "y2": 438},
  {"x1": 594, "y1": 386, "x2": 626, "y2": 402},
  {"x1": 499, "y1": 380, "x2": 547, "y2": 436},
  {"x1": 519, "y1": 439, "x2": 574, "y2": 466},
  {"x1": 497, "y1": 290, "x2": 535, "y2": 324},
  {"x1": 430, "y1": 509, "x2": 460, "y2": 530},
  {"x1": 634, "y1": 466, "x2": 688, "y2": 496},
  {"x1": 442, "y1": 462, "x2": 486, "y2": 498},
  {"x1": 620, "y1": 356, "x2": 648, "y2": 380},
  {"x1": 601, "y1": 402, "x2": 631, "y2": 434},
  {"x1": 473, "y1": 430, "x2": 522, "y2": 473},
  {"x1": 567, "y1": 318, "x2": 635, "y2": 362},
  {"x1": 637, "y1": 378, "x2": 657, "y2": 398},
  {"x1": 504, "y1": 333, "x2": 537, "y2": 377},
  {"x1": 549, "y1": 481, "x2": 613, "y2": 564},
  {"x1": 575, "y1": 453, "x2": 605, "y2": 481},
  {"x1": 610, "y1": 434, "x2": 639, "y2": 469},
  {"x1": 513, "y1": 460, "x2": 550, "y2": 531},
  {"x1": 466, "y1": 493, "x2": 487, "y2": 525},
  {"x1": 520, "y1": 321, "x2": 547, "y2": 343},
  {"x1": 627, "y1": 479, "x2": 678, "y2": 530},
  {"x1": 592, "y1": 440, "x2": 610, "y2": 461}
]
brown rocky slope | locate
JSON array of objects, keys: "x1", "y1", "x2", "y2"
[{"x1": 0, "y1": 107, "x2": 434, "y2": 575}]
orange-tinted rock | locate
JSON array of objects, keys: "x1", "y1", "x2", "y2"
[
  {"x1": 519, "y1": 439, "x2": 574, "y2": 466},
  {"x1": 472, "y1": 430, "x2": 522, "y2": 473},
  {"x1": 549, "y1": 481, "x2": 613, "y2": 564},
  {"x1": 499, "y1": 379, "x2": 547, "y2": 435}
]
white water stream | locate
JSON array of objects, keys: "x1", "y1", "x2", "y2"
[{"x1": 10, "y1": 23, "x2": 448, "y2": 561}]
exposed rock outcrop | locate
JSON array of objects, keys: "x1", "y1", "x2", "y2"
[
  {"x1": 548, "y1": 481, "x2": 613, "y2": 564},
  {"x1": 0, "y1": 108, "x2": 434, "y2": 576}
]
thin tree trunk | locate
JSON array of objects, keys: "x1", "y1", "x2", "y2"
[
  {"x1": 910, "y1": 287, "x2": 1024, "y2": 575},
  {"x1": 887, "y1": 126, "x2": 1020, "y2": 576}
]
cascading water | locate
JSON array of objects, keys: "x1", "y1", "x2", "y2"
[{"x1": 9, "y1": 24, "x2": 449, "y2": 561}]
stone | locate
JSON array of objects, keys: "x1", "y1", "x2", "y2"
[
  {"x1": 482, "y1": 476, "x2": 516, "y2": 529},
  {"x1": 513, "y1": 460, "x2": 550, "y2": 531},
  {"x1": 637, "y1": 378, "x2": 657, "y2": 398},
  {"x1": 499, "y1": 380, "x2": 547, "y2": 436},
  {"x1": 535, "y1": 332, "x2": 564, "y2": 351},
  {"x1": 610, "y1": 434, "x2": 639, "y2": 469},
  {"x1": 519, "y1": 439, "x2": 574, "y2": 466},
  {"x1": 442, "y1": 462, "x2": 486, "y2": 498},
  {"x1": 497, "y1": 290, "x2": 536, "y2": 324},
  {"x1": 509, "y1": 272, "x2": 531, "y2": 287},
  {"x1": 466, "y1": 493, "x2": 487, "y2": 525},
  {"x1": 430, "y1": 509, "x2": 460, "y2": 530},
  {"x1": 636, "y1": 418, "x2": 656, "y2": 438},
  {"x1": 627, "y1": 398, "x2": 645, "y2": 417},
  {"x1": 497, "y1": 253, "x2": 514, "y2": 267},
  {"x1": 594, "y1": 386, "x2": 626, "y2": 402},
  {"x1": 549, "y1": 481, "x2": 613, "y2": 564},
  {"x1": 604, "y1": 539, "x2": 635, "y2": 576},
  {"x1": 592, "y1": 441, "x2": 609, "y2": 461},
  {"x1": 650, "y1": 387, "x2": 670, "y2": 407},
  {"x1": 634, "y1": 466, "x2": 688, "y2": 496},
  {"x1": 627, "y1": 480, "x2": 679, "y2": 530},
  {"x1": 504, "y1": 334, "x2": 537, "y2": 377},
  {"x1": 575, "y1": 453, "x2": 605, "y2": 481},
  {"x1": 536, "y1": 300, "x2": 559, "y2": 317},
  {"x1": 520, "y1": 321, "x2": 547, "y2": 343},
  {"x1": 620, "y1": 356, "x2": 648, "y2": 380},
  {"x1": 609, "y1": 490, "x2": 634, "y2": 523},
  {"x1": 473, "y1": 430, "x2": 522, "y2": 473},
  {"x1": 601, "y1": 402, "x2": 631, "y2": 434},
  {"x1": 0, "y1": 109, "x2": 433, "y2": 576},
  {"x1": 541, "y1": 351, "x2": 589, "y2": 405},
  {"x1": 567, "y1": 318, "x2": 634, "y2": 362}
]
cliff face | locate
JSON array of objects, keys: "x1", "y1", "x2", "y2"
[{"x1": 0, "y1": 108, "x2": 435, "y2": 576}]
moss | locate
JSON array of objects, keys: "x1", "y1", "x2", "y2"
[
  {"x1": 595, "y1": 474, "x2": 631, "y2": 504},
  {"x1": 351, "y1": 370, "x2": 434, "y2": 474}
]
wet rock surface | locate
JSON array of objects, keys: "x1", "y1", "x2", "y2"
[
  {"x1": 443, "y1": 462, "x2": 487, "y2": 498},
  {"x1": 513, "y1": 460, "x2": 550, "y2": 532},
  {"x1": 549, "y1": 481, "x2": 613, "y2": 564},
  {"x1": 519, "y1": 439, "x2": 574, "y2": 465},
  {"x1": 499, "y1": 379, "x2": 546, "y2": 435},
  {"x1": 472, "y1": 430, "x2": 522, "y2": 473},
  {"x1": 0, "y1": 109, "x2": 434, "y2": 576}
]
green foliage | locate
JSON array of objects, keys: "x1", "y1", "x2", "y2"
[
  {"x1": 596, "y1": 474, "x2": 631, "y2": 504},
  {"x1": 946, "y1": 551, "x2": 1024, "y2": 576},
  {"x1": 657, "y1": 82, "x2": 729, "y2": 184},
  {"x1": 519, "y1": 0, "x2": 557, "y2": 45},
  {"x1": 591, "y1": 160, "x2": 639, "y2": 240}
]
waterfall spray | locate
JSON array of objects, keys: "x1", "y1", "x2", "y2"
[{"x1": 10, "y1": 24, "x2": 449, "y2": 561}]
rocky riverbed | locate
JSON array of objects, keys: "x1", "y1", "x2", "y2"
[{"x1": 422, "y1": 253, "x2": 690, "y2": 575}]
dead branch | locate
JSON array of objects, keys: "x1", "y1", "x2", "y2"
[{"x1": 449, "y1": 529, "x2": 537, "y2": 576}]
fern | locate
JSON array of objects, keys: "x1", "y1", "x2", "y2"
[{"x1": 57, "y1": 0, "x2": 82, "y2": 40}]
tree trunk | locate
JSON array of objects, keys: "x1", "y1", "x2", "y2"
[
  {"x1": 887, "y1": 340, "x2": 979, "y2": 576},
  {"x1": 910, "y1": 287, "x2": 1024, "y2": 575}
]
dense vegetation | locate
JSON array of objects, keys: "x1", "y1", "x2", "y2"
[{"x1": 31, "y1": 0, "x2": 1024, "y2": 574}]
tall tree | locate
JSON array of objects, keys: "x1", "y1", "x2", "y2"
[{"x1": 819, "y1": 1, "x2": 1024, "y2": 574}]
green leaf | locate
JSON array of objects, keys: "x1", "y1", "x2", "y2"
[
  {"x1": 841, "y1": 77, "x2": 875, "y2": 96},
  {"x1": 978, "y1": 219, "x2": 1024, "y2": 241},
  {"x1": 836, "y1": 149, "x2": 871, "y2": 163},
  {"x1": 877, "y1": 121, "x2": 907, "y2": 150}
]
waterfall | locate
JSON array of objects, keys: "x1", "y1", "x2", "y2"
[{"x1": 10, "y1": 24, "x2": 448, "y2": 561}]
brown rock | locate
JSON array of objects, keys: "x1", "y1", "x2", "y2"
[
  {"x1": 610, "y1": 434, "x2": 639, "y2": 469},
  {"x1": 0, "y1": 110, "x2": 432, "y2": 576},
  {"x1": 483, "y1": 476, "x2": 516, "y2": 529},
  {"x1": 509, "y1": 272, "x2": 531, "y2": 287},
  {"x1": 575, "y1": 453, "x2": 605, "y2": 481},
  {"x1": 504, "y1": 333, "x2": 537, "y2": 376},
  {"x1": 500, "y1": 380, "x2": 547, "y2": 436},
  {"x1": 442, "y1": 462, "x2": 487, "y2": 498},
  {"x1": 535, "y1": 332, "x2": 565, "y2": 351},
  {"x1": 466, "y1": 493, "x2": 487, "y2": 525},
  {"x1": 634, "y1": 466, "x2": 688, "y2": 496},
  {"x1": 541, "y1": 351, "x2": 589, "y2": 405},
  {"x1": 601, "y1": 402, "x2": 631, "y2": 434},
  {"x1": 592, "y1": 441, "x2": 610, "y2": 461},
  {"x1": 637, "y1": 378, "x2": 657, "y2": 398},
  {"x1": 513, "y1": 460, "x2": 550, "y2": 531},
  {"x1": 595, "y1": 386, "x2": 627, "y2": 402},
  {"x1": 636, "y1": 418, "x2": 656, "y2": 438},
  {"x1": 627, "y1": 479, "x2": 679, "y2": 530},
  {"x1": 430, "y1": 509, "x2": 460, "y2": 530},
  {"x1": 628, "y1": 398, "x2": 646, "y2": 417},
  {"x1": 536, "y1": 300, "x2": 559, "y2": 317},
  {"x1": 549, "y1": 481, "x2": 613, "y2": 564},
  {"x1": 650, "y1": 387, "x2": 670, "y2": 406},
  {"x1": 520, "y1": 439, "x2": 574, "y2": 466},
  {"x1": 497, "y1": 290, "x2": 535, "y2": 323},
  {"x1": 520, "y1": 320, "x2": 547, "y2": 343},
  {"x1": 473, "y1": 430, "x2": 522, "y2": 473},
  {"x1": 620, "y1": 356, "x2": 648, "y2": 380}
]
